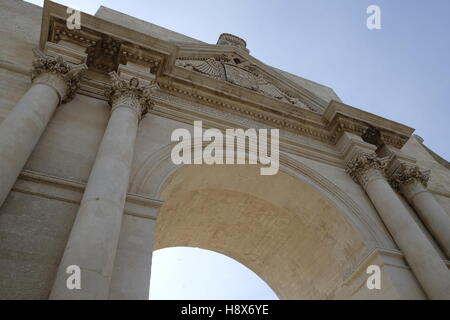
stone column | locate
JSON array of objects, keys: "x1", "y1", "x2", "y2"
[
  {"x1": 0, "y1": 50, "x2": 85, "y2": 208},
  {"x1": 347, "y1": 152, "x2": 450, "y2": 299},
  {"x1": 49, "y1": 73, "x2": 158, "y2": 299},
  {"x1": 390, "y1": 164, "x2": 450, "y2": 259}
]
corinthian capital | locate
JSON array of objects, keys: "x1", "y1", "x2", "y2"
[
  {"x1": 346, "y1": 152, "x2": 388, "y2": 188},
  {"x1": 389, "y1": 164, "x2": 430, "y2": 190},
  {"x1": 105, "y1": 72, "x2": 159, "y2": 120},
  {"x1": 31, "y1": 48, "x2": 86, "y2": 103}
]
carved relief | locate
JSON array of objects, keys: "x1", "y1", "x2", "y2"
[
  {"x1": 31, "y1": 49, "x2": 86, "y2": 103},
  {"x1": 362, "y1": 126, "x2": 383, "y2": 146},
  {"x1": 105, "y1": 72, "x2": 159, "y2": 119},
  {"x1": 223, "y1": 63, "x2": 259, "y2": 91},
  {"x1": 177, "y1": 58, "x2": 226, "y2": 81},
  {"x1": 176, "y1": 55, "x2": 315, "y2": 111},
  {"x1": 41, "y1": 17, "x2": 411, "y2": 150},
  {"x1": 346, "y1": 152, "x2": 388, "y2": 188},
  {"x1": 389, "y1": 164, "x2": 430, "y2": 190}
]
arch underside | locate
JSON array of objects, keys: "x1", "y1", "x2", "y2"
[{"x1": 152, "y1": 164, "x2": 371, "y2": 299}]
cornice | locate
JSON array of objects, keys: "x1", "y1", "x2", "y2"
[
  {"x1": 154, "y1": 78, "x2": 413, "y2": 149},
  {"x1": 325, "y1": 101, "x2": 414, "y2": 148},
  {"x1": 0, "y1": 61, "x2": 413, "y2": 154},
  {"x1": 35, "y1": 0, "x2": 415, "y2": 151},
  {"x1": 41, "y1": 0, "x2": 179, "y2": 76}
]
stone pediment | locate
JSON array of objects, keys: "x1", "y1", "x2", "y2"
[{"x1": 175, "y1": 51, "x2": 324, "y2": 113}]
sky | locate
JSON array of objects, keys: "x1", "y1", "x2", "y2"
[
  {"x1": 23, "y1": 0, "x2": 450, "y2": 299},
  {"x1": 149, "y1": 247, "x2": 277, "y2": 300}
]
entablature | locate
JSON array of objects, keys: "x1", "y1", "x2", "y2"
[
  {"x1": 40, "y1": 1, "x2": 179, "y2": 76},
  {"x1": 38, "y1": 0, "x2": 415, "y2": 151}
]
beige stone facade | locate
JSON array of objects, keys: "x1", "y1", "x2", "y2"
[{"x1": 0, "y1": 0, "x2": 450, "y2": 299}]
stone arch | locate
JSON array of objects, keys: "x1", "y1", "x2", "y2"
[
  {"x1": 150, "y1": 164, "x2": 368, "y2": 299},
  {"x1": 127, "y1": 141, "x2": 399, "y2": 299},
  {"x1": 130, "y1": 141, "x2": 392, "y2": 248}
]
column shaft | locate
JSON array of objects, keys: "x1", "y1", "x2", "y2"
[
  {"x1": 402, "y1": 183, "x2": 450, "y2": 259},
  {"x1": 364, "y1": 170, "x2": 450, "y2": 299},
  {"x1": 50, "y1": 105, "x2": 139, "y2": 299},
  {"x1": 0, "y1": 50, "x2": 84, "y2": 209},
  {"x1": 50, "y1": 73, "x2": 157, "y2": 299},
  {"x1": 0, "y1": 84, "x2": 59, "y2": 207}
]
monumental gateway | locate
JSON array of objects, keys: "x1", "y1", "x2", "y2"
[{"x1": 0, "y1": 0, "x2": 450, "y2": 299}]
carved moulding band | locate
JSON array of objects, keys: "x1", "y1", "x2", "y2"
[
  {"x1": 346, "y1": 152, "x2": 389, "y2": 190},
  {"x1": 104, "y1": 72, "x2": 159, "y2": 120},
  {"x1": 31, "y1": 49, "x2": 86, "y2": 104}
]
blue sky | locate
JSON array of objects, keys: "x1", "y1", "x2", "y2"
[
  {"x1": 25, "y1": 0, "x2": 450, "y2": 160},
  {"x1": 24, "y1": 0, "x2": 450, "y2": 299},
  {"x1": 150, "y1": 247, "x2": 277, "y2": 300}
]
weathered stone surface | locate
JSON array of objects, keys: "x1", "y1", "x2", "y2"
[{"x1": 0, "y1": 0, "x2": 449, "y2": 300}]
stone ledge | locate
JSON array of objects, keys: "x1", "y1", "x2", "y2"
[
  {"x1": 343, "y1": 247, "x2": 450, "y2": 287},
  {"x1": 0, "y1": 59, "x2": 30, "y2": 76},
  {"x1": 12, "y1": 169, "x2": 162, "y2": 220}
]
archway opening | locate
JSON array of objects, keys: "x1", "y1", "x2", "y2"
[
  {"x1": 150, "y1": 164, "x2": 370, "y2": 299},
  {"x1": 149, "y1": 247, "x2": 278, "y2": 299}
]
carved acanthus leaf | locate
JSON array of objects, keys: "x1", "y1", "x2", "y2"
[
  {"x1": 389, "y1": 164, "x2": 430, "y2": 190},
  {"x1": 346, "y1": 152, "x2": 388, "y2": 186},
  {"x1": 105, "y1": 72, "x2": 159, "y2": 119},
  {"x1": 31, "y1": 48, "x2": 87, "y2": 103}
]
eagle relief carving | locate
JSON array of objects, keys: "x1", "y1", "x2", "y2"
[
  {"x1": 223, "y1": 63, "x2": 259, "y2": 91},
  {"x1": 176, "y1": 58, "x2": 226, "y2": 81},
  {"x1": 176, "y1": 55, "x2": 313, "y2": 111}
]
